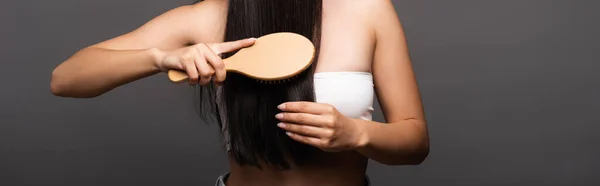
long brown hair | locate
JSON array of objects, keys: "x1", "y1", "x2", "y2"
[{"x1": 194, "y1": 0, "x2": 323, "y2": 169}]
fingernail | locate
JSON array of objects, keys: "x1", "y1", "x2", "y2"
[
  {"x1": 286, "y1": 132, "x2": 293, "y2": 136},
  {"x1": 275, "y1": 113, "x2": 283, "y2": 119},
  {"x1": 249, "y1": 38, "x2": 257, "y2": 41},
  {"x1": 277, "y1": 103, "x2": 285, "y2": 110},
  {"x1": 277, "y1": 123, "x2": 286, "y2": 128}
]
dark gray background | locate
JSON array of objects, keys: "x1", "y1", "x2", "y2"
[{"x1": 1, "y1": 0, "x2": 598, "y2": 185}]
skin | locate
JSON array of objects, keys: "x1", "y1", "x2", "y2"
[{"x1": 50, "y1": 0, "x2": 429, "y2": 186}]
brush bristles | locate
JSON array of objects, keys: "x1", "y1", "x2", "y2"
[{"x1": 256, "y1": 75, "x2": 299, "y2": 84}]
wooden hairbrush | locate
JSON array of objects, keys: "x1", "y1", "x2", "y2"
[{"x1": 167, "y1": 32, "x2": 315, "y2": 84}]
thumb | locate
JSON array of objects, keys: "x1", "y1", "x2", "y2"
[{"x1": 210, "y1": 38, "x2": 256, "y2": 55}]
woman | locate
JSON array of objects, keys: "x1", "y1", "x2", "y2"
[{"x1": 50, "y1": 0, "x2": 430, "y2": 185}]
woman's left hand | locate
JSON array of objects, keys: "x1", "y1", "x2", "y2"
[{"x1": 276, "y1": 101, "x2": 368, "y2": 152}]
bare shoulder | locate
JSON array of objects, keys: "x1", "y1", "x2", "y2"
[
  {"x1": 331, "y1": 0, "x2": 401, "y2": 45},
  {"x1": 359, "y1": 0, "x2": 403, "y2": 40},
  {"x1": 356, "y1": 0, "x2": 399, "y2": 33}
]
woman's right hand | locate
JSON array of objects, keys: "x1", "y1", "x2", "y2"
[{"x1": 153, "y1": 38, "x2": 256, "y2": 85}]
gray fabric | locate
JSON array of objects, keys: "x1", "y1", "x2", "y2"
[
  {"x1": 215, "y1": 173, "x2": 228, "y2": 186},
  {"x1": 215, "y1": 172, "x2": 371, "y2": 186}
]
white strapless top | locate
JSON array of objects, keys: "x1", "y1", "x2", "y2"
[
  {"x1": 313, "y1": 72, "x2": 375, "y2": 120},
  {"x1": 220, "y1": 71, "x2": 375, "y2": 151}
]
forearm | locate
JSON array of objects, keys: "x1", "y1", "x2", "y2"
[
  {"x1": 51, "y1": 47, "x2": 162, "y2": 98},
  {"x1": 354, "y1": 118, "x2": 429, "y2": 165}
]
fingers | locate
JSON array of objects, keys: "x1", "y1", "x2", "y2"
[
  {"x1": 278, "y1": 123, "x2": 333, "y2": 139},
  {"x1": 199, "y1": 44, "x2": 226, "y2": 84},
  {"x1": 190, "y1": 48, "x2": 213, "y2": 86},
  {"x1": 275, "y1": 113, "x2": 335, "y2": 128},
  {"x1": 210, "y1": 38, "x2": 256, "y2": 55},
  {"x1": 161, "y1": 38, "x2": 255, "y2": 85},
  {"x1": 174, "y1": 45, "x2": 214, "y2": 86},
  {"x1": 278, "y1": 102, "x2": 335, "y2": 115},
  {"x1": 195, "y1": 57, "x2": 213, "y2": 85},
  {"x1": 179, "y1": 54, "x2": 199, "y2": 85}
]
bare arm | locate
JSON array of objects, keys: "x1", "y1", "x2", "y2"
[
  {"x1": 51, "y1": 2, "x2": 219, "y2": 98},
  {"x1": 354, "y1": 0, "x2": 430, "y2": 165}
]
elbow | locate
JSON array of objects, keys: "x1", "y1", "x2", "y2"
[
  {"x1": 383, "y1": 143, "x2": 429, "y2": 166},
  {"x1": 405, "y1": 142, "x2": 430, "y2": 165},
  {"x1": 387, "y1": 149, "x2": 429, "y2": 166},
  {"x1": 50, "y1": 82, "x2": 72, "y2": 98},
  {"x1": 381, "y1": 131, "x2": 430, "y2": 166},
  {"x1": 50, "y1": 68, "x2": 68, "y2": 97},
  {"x1": 50, "y1": 83, "x2": 63, "y2": 97},
  {"x1": 406, "y1": 120, "x2": 430, "y2": 165},
  {"x1": 405, "y1": 130, "x2": 430, "y2": 165},
  {"x1": 367, "y1": 119, "x2": 431, "y2": 166},
  {"x1": 50, "y1": 49, "x2": 105, "y2": 98},
  {"x1": 50, "y1": 81, "x2": 99, "y2": 98},
  {"x1": 50, "y1": 68, "x2": 97, "y2": 98}
]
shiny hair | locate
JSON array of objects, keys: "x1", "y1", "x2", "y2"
[{"x1": 193, "y1": 0, "x2": 322, "y2": 169}]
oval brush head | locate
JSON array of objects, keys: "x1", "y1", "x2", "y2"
[{"x1": 168, "y1": 32, "x2": 316, "y2": 84}]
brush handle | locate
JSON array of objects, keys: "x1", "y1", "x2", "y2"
[
  {"x1": 167, "y1": 32, "x2": 315, "y2": 83},
  {"x1": 167, "y1": 59, "x2": 235, "y2": 83},
  {"x1": 167, "y1": 70, "x2": 191, "y2": 83}
]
